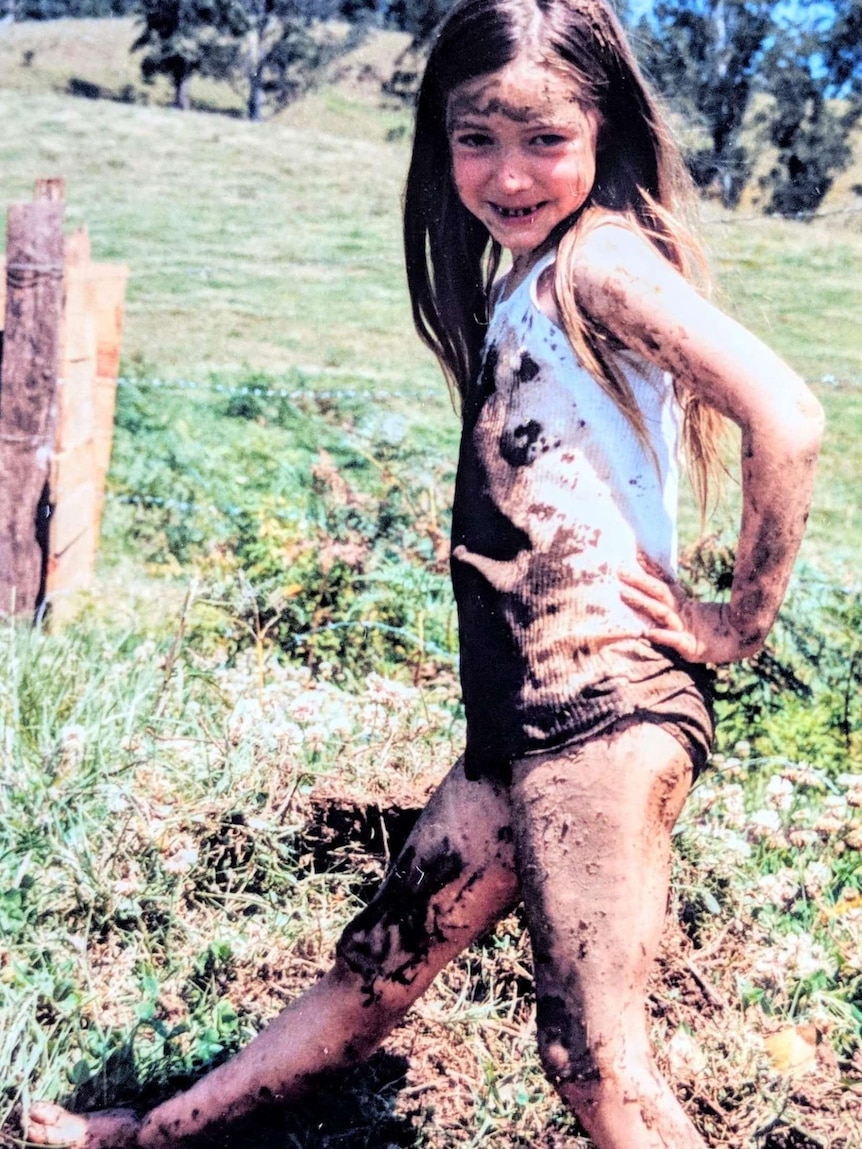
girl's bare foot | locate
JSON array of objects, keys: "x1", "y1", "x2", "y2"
[{"x1": 25, "y1": 1103, "x2": 140, "y2": 1148}]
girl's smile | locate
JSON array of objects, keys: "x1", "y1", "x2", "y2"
[{"x1": 448, "y1": 56, "x2": 599, "y2": 275}]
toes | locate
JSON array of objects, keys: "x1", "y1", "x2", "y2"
[
  {"x1": 26, "y1": 1103, "x2": 89, "y2": 1146},
  {"x1": 25, "y1": 1105, "x2": 140, "y2": 1149}
]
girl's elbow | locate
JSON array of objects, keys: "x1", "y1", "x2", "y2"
[
  {"x1": 779, "y1": 385, "x2": 825, "y2": 458},
  {"x1": 795, "y1": 394, "x2": 825, "y2": 458}
]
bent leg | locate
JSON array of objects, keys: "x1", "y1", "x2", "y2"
[
  {"x1": 28, "y1": 759, "x2": 519, "y2": 1149},
  {"x1": 511, "y1": 721, "x2": 706, "y2": 1149}
]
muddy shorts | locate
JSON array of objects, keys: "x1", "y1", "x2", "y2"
[{"x1": 463, "y1": 646, "x2": 715, "y2": 786}]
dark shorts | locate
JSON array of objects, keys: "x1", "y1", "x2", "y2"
[{"x1": 463, "y1": 646, "x2": 715, "y2": 786}]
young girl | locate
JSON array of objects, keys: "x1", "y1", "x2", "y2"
[{"x1": 27, "y1": 1, "x2": 823, "y2": 1146}]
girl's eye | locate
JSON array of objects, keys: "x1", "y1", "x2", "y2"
[
  {"x1": 532, "y1": 133, "x2": 567, "y2": 147},
  {"x1": 453, "y1": 132, "x2": 493, "y2": 148}
]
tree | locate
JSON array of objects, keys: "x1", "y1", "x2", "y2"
[
  {"x1": 637, "y1": 0, "x2": 862, "y2": 215},
  {"x1": 757, "y1": 9, "x2": 860, "y2": 216},
  {"x1": 8, "y1": 0, "x2": 135, "y2": 15},
  {"x1": 133, "y1": 0, "x2": 345, "y2": 117},
  {"x1": 225, "y1": 0, "x2": 342, "y2": 121},
  {"x1": 637, "y1": 0, "x2": 772, "y2": 207},
  {"x1": 133, "y1": 0, "x2": 245, "y2": 110}
]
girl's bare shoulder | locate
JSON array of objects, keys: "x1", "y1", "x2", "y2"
[{"x1": 568, "y1": 214, "x2": 678, "y2": 307}]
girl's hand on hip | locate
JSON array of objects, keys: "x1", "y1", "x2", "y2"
[{"x1": 619, "y1": 555, "x2": 760, "y2": 665}]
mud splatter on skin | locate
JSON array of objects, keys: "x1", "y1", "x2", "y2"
[
  {"x1": 337, "y1": 838, "x2": 481, "y2": 1005},
  {"x1": 447, "y1": 87, "x2": 536, "y2": 126},
  {"x1": 536, "y1": 994, "x2": 602, "y2": 1085}
]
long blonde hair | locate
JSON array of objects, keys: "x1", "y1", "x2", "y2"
[{"x1": 404, "y1": 0, "x2": 725, "y2": 514}]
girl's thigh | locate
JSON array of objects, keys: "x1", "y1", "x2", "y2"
[
  {"x1": 508, "y1": 721, "x2": 693, "y2": 1076},
  {"x1": 335, "y1": 755, "x2": 521, "y2": 1009}
]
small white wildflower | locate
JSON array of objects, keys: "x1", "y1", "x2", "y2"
[
  {"x1": 813, "y1": 813, "x2": 848, "y2": 834},
  {"x1": 787, "y1": 828, "x2": 820, "y2": 849},
  {"x1": 364, "y1": 673, "x2": 419, "y2": 711},
  {"x1": 803, "y1": 861, "x2": 832, "y2": 898},
  {"x1": 134, "y1": 640, "x2": 157, "y2": 663},
  {"x1": 751, "y1": 932, "x2": 836, "y2": 987},
  {"x1": 757, "y1": 869, "x2": 799, "y2": 908},
  {"x1": 824, "y1": 794, "x2": 850, "y2": 813},
  {"x1": 708, "y1": 826, "x2": 752, "y2": 858},
  {"x1": 766, "y1": 775, "x2": 795, "y2": 812},
  {"x1": 718, "y1": 783, "x2": 747, "y2": 828},
  {"x1": 782, "y1": 765, "x2": 823, "y2": 788},
  {"x1": 162, "y1": 846, "x2": 199, "y2": 875},
  {"x1": 58, "y1": 724, "x2": 87, "y2": 768},
  {"x1": 113, "y1": 877, "x2": 141, "y2": 897},
  {"x1": 747, "y1": 808, "x2": 783, "y2": 843}
]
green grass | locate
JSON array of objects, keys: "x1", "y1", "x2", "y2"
[
  {"x1": 2, "y1": 27, "x2": 860, "y2": 573},
  {"x1": 0, "y1": 20, "x2": 861, "y2": 1149}
]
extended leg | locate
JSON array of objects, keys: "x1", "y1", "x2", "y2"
[
  {"x1": 511, "y1": 721, "x2": 706, "y2": 1149},
  {"x1": 27, "y1": 759, "x2": 519, "y2": 1148}
]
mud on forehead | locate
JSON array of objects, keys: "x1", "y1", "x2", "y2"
[{"x1": 446, "y1": 66, "x2": 591, "y2": 129}]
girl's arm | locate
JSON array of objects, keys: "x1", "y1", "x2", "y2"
[{"x1": 571, "y1": 222, "x2": 825, "y2": 665}]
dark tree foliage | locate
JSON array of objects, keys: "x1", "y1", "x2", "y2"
[
  {"x1": 132, "y1": 0, "x2": 247, "y2": 109},
  {"x1": 10, "y1": 0, "x2": 135, "y2": 15},
  {"x1": 225, "y1": 0, "x2": 344, "y2": 121},
  {"x1": 132, "y1": 0, "x2": 346, "y2": 117},
  {"x1": 757, "y1": 13, "x2": 860, "y2": 216},
  {"x1": 636, "y1": 0, "x2": 772, "y2": 208},
  {"x1": 636, "y1": 0, "x2": 862, "y2": 215}
]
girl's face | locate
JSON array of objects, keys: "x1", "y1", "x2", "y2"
[{"x1": 447, "y1": 55, "x2": 599, "y2": 273}]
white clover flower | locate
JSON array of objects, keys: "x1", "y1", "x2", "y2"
[
  {"x1": 747, "y1": 808, "x2": 783, "y2": 842},
  {"x1": 813, "y1": 813, "x2": 849, "y2": 835},
  {"x1": 718, "y1": 783, "x2": 747, "y2": 828},
  {"x1": 364, "y1": 673, "x2": 420, "y2": 711},
  {"x1": 802, "y1": 861, "x2": 832, "y2": 898},
  {"x1": 162, "y1": 845, "x2": 199, "y2": 874},
  {"x1": 707, "y1": 826, "x2": 752, "y2": 858},
  {"x1": 756, "y1": 868, "x2": 800, "y2": 908},
  {"x1": 782, "y1": 765, "x2": 824, "y2": 788},
  {"x1": 824, "y1": 794, "x2": 850, "y2": 813},
  {"x1": 787, "y1": 828, "x2": 820, "y2": 849},
  {"x1": 766, "y1": 775, "x2": 795, "y2": 811},
  {"x1": 751, "y1": 932, "x2": 836, "y2": 987}
]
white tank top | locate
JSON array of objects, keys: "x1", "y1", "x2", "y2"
[{"x1": 451, "y1": 250, "x2": 687, "y2": 777}]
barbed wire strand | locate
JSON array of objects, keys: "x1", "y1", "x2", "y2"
[{"x1": 117, "y1": 371, "x2": 862, "y2": 401}]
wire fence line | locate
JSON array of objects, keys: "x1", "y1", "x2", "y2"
[
  {"x1": 116, "y1": 374, "x2": 442, "y2": 403},
  {"x1": 117, "y1": 370, "x2": 862, "y2": 402},
  {"x1": 703, "y1": 203, "x2": 862, "y2": 227}
]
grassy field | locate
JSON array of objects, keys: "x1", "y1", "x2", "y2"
[
  {"x1": 1, "y1": 18, "x2": 861, "y2": 1149},
  {"x1": 2, "y1": 20, "x2": 861, "y2": 571}
]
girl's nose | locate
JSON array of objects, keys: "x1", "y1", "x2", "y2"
[{"x1": 499, "y1": 151, "x2": 532, "y2": 192}]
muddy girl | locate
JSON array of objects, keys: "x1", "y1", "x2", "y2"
[{"x1": 27, "y1": 1, "x2": 824, "y2": 1146}]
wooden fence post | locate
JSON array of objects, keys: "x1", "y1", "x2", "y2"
[
  {"x1": 0, "y1": 181, "x2": 65, "y2": 617},
  {"x1": 47, "y1": 229, "x2": 127, "y2": 618}
]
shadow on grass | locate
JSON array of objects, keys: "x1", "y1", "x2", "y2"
[
  {"x1": 65, "y1": 76, "x2": 245, "y2": 118},
  {"x1": 9, "y1": 1050, "x2": 421, "y2": 1149}
]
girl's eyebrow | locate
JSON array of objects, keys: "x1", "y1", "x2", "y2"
[{"x1": 448, "y1": 92, "x2": 534, "y2": 125}]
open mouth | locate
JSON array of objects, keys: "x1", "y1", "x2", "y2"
[{"x1": 493, "y1": 203, "x2": 544, "y2": 219}]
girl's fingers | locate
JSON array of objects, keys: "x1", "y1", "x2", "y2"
[
  {"x1": 643, "y1": 627, "x2": 698, "y2": 660},
  {"x1": 619, "y1": 568, "x2": 677, "y2": 607},
  {"x1": 620, "y1": 584, "x2": 684, "y2": 631}
]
